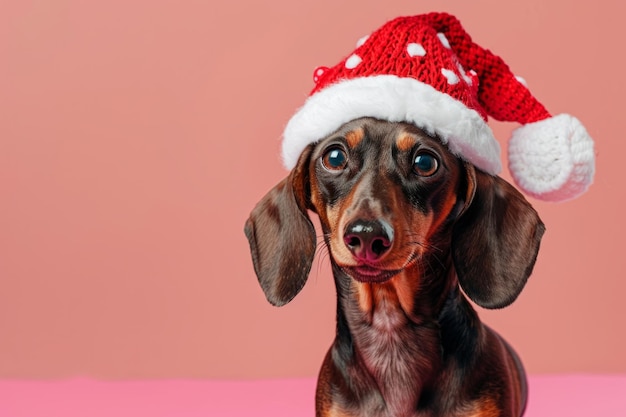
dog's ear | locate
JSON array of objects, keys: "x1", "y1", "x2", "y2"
[
  {"x1": 244, "y1": 146, "x2": 316, "y2": 306},
  {"x1": 452, "y1": 165, "x2": 545, "y2": 309}
]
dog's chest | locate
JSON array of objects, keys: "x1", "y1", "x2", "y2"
[{"x1": 350, "y1": 287, "x2": 439, "y2": 417}]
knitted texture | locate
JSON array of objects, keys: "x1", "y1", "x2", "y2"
[
  {"x1": 509, "y1": 115, "x2": 595, "y2": 201},
  {"x1": 281, "y1": 12, "x2": 595, "y2": 201},
  {"x1": 310, "y1": 13, "x2": 551, "y2": 125}
]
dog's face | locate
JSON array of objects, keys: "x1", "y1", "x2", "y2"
[
  {"x1": 245, "y1": 118, "x2": 544, "y2": 309},
  {"x1": 308, "y1": 118, "x2": 466, "y2": 285}
]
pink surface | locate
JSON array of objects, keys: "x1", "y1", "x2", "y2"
[{"x1": 0, "y1": 375, "x2": 624, "y2": 416}]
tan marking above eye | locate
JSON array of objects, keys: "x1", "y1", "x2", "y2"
[
  {"x1": 345, "y1": 128, "x2": 365, "y2": 149},
  {"x1": 396, "y1": 133, "x2": 417, "y2": 152}
]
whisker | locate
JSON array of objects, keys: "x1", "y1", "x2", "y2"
[
  {"x1": 400, "y1": 228, "x2": 449, "y2": 272},
  {"x1": 404, "y1": 241, "x2": 447, "y2": 270},
  {"x1": 315, "y1": 238, "x2": 331, "y2": 277}
]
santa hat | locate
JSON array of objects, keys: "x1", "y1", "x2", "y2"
[{"x1": 281, "y1": 13, "x2": 595, "y2": 202}]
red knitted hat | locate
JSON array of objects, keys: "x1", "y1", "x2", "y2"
[{"x1": 281, "y1": 13, "x2": 595, "y2": 202}]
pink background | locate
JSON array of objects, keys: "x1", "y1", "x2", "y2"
[
  {"x1": 0, "y1": 0, "x2": 624, "y2": 380},
  {"x1": 1, "y1": 376, "x2": 625, "y2": 416}
]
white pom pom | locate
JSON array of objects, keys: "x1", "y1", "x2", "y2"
[{"x1": 508, "y1": 114, "x2": 595, "y2": 202}]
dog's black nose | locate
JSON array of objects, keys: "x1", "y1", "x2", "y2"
[{"x1": 343, "y1": 219, "x2": 393, "y2": 262}]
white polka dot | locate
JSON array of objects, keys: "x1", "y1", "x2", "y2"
[
  {"x1": 441, "y1": 68, "x2": 459, "y2": 85},
  {"x1": 437, "y1": 33, "x2": 451, "y2": 49},
  {"x1": 455, "y1": 61, "x2": 472, "y2": 85},
  {"x1": 345, "y1": 54, "x2": 362, "y2": 69},
  {"x1": 515, "y1": 75, "x2": 528, "y2": 87},
  {"x1": 313, "y1": 67, "x2": 328, "y2": 83},
  {"x1": 407, "y1": 43, "x2": 426, "y2": 57},
  {"x1": 356, "y1": 35, "x2": 369, "y2": 48}
]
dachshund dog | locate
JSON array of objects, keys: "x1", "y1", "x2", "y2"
[{"x1": 245, "y1": 118, "x2": 544, "y2": 417}]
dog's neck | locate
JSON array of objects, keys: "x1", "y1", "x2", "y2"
[
  {"x1": 339, "y1": 250, "x2": 459, "y2": 327},
  {"x1": 331, "y1": 255, "x2": 482, "y2": 415}
]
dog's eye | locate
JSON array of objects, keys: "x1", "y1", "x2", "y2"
[
  {"x1": 413, "y1": 152, "x2": 439, "y2": 176},
  {"x1": 322, "y1": 147, "x2": 348, "y2": 171}
]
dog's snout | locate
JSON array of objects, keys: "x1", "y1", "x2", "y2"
[{"x1": 343, "y1": 219, "x2": 394, "y2": 262}]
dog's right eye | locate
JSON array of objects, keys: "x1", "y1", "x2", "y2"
[
  {"x1": 322, "y1": 147, "x2": 348, "y2": 171},
  {"x1": 413, "y1": 152, "x2": 439, "y2": 177}
]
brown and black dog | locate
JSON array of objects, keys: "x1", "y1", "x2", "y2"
[{"x1": 245, "y1": 118, "x2": 544, "y2": 417}]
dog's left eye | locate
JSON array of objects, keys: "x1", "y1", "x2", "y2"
[
  {"x1": 322, "y1": 147, "x2": 348, "y2": 171},
  {"x1": 413, "y1": 152, "x2": 439, "y2": 176}
]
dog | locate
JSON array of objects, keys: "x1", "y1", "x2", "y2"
[{"x1": 245, "y1": 117, "x2": 545, "y2": 417}]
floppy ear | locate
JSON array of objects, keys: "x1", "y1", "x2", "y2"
[
  {"x1": 244, "y1": 146, "x2": 316, "y2": 306},
  {"x1": 452, "y1": 165, "x2": 545, "y2": 309}
]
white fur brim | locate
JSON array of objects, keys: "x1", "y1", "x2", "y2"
[
  {"x1": 508, "y1": 114, "x2": 595, "y2": 202},
  {"x1": 281, "y1": 75, "x2": 502, "y2": 175}
]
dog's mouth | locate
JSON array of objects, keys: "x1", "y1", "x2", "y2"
[{"x1": 342, "y1": 265, "x2": 401, "y2": 284}]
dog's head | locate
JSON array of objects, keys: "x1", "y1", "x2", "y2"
[{"x1": 245, "y1": 118, "x2": 545, "y2": 309}]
